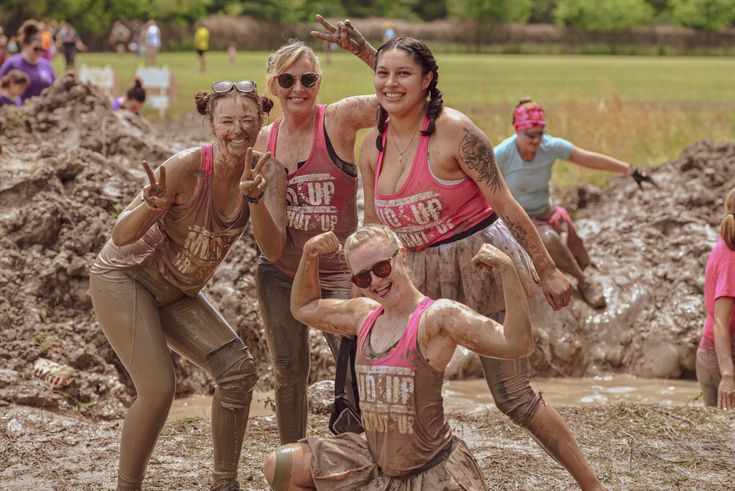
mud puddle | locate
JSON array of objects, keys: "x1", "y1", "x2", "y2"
[
  {"x1": 167, "y1": 391, "x2": 275, "y2": 423},
  {"x1": 444, "y1": 375, "x2": 701, "y2": 414}
]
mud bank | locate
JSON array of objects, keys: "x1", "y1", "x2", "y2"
[
  {"x1": 0, "y1": 75, "x2": 333, "y2": 419},
  {"x1": 1, "y1": 403, "x2": 732, "y2": 490}
]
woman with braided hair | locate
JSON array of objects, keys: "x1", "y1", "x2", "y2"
[
  {"x1": 352, "y1": 37, "x2": 605, "y2": 490},
  {"x1": 495, "y1": 97, "x2": 655, "y2": 309}
]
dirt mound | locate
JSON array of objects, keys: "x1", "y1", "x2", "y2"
[{"x1": 0, "y1": 75, "x2": 334, "y2": 419}]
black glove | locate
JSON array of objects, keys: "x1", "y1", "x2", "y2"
[{"x1": 631, "y1": 167, "x2": 657, "y2": 190}]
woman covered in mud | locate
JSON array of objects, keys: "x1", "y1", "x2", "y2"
[
  {"x1": 264, "y1": 224, "x2": 534, "y2": 490},
  {"x1": 0, "y1": 19, "x2": 55, "y2": 103},
  {"x1": 697, "y1": 188, "x2": 735, "y2": 410},
  {"x1": 89, "y1": 81, "x2": 286, "y2": 491},
  {"x1": 351, "y1": 37, "x2": 605, "y2": 490},
  {"x1": 250, "y1": 19, "x2": 379, "y2": 445},
  {"x1": 494, "y1": 97, "x2": 654, "y2": 309}
]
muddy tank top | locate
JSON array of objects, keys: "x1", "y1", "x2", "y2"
[
  {"x1": 374, "y1": 117, "x2": 493, "y2": 251},
  {"x1": 356, "y1": 296, "x2": 453, "y2": 477},
  {"x1": 266, "y1": 104, "x2": 357, "y2": 289},
  {"x1": 93, "y1": 144, "x2": 250, "y2": 296}
]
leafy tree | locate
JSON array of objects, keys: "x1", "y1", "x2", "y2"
[
  {"x1": 670, "y1": 0, "x2": 735, "y2": 30},
  {"x1": 449, "y1": 0, "x2": 533, "y2": 23},
  {"x1": 554, "y1": 0, "x2": 654, "y2": 30},
  {"x1": 530, "y1": 0, "x2": 559, "y2": 23}
]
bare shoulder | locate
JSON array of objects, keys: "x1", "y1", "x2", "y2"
[
  {"x1": 360, "y1": 128, "x2": 380, "y2": 158},
  {"x1": 254, "y1": 125, "x2": 272, "y2": 152},
  {"x1": 165, "y1": 146, "x2": 202, "y2": 176}
]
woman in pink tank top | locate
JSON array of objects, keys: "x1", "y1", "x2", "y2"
[
  {"x1": 89, "y1": 83, "x2": 286, "y2": 490},
  {"x1": 251, "y1": 24, "x2": 383, "y2": 445},
  {"x1": 341, "y1": 37, "x2": 605, "y2": 489},
  {"x1": 263, "y1": 224, "x2": 535, "y2": 489}
]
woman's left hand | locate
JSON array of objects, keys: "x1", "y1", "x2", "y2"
[
  {"x1": 718, "y1": 375, "x2": 735, "y2": 410},
  {"x1": 240, "y1": 148, "x2": 270, "y2": 202},
  {"x1": 311, "y1": 15, "x2": 368, "y2": 56}
]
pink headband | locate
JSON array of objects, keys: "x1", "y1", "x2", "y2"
[{"x1": 514, "y1": 104, "x2": 546, "y2": 132}]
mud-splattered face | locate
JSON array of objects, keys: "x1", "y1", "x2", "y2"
[
  {"x1": 272, "y1": 55, "x2": 321, "y2": 117},
  {"x1": 516, "y1": 125, "x2": 545, "y2": 160},
  {"x1": 211, "y1": 95, "x2": 260, "y2": 157},
  {"x1": 374, "y1": 48, "x2": 432, "y2": 117},
  {"x1": 347, "y1": 239, "x2": 409, "y2": 307}
]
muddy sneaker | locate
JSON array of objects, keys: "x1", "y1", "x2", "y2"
[
  {"x1": 33, "y1": 358, "x2": 74, "y2": 389},
  {"x1": 211, "y1": 481, "x2": 241, "y2": 491},
  {"x1": 578, "y1": 278, "x2": 607, "y2": 309}
]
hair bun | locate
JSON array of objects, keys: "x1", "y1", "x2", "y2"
[
  {"x1": 195, "y1": 91, "x2": 210, "y2": 115},
  {"x1": 261, "y1": 96, "x2": 274, "y2": 115},
  {"x1": 134, "y1": 78, "x2": 143, "y2": 88}
]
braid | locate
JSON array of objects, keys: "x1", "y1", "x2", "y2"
[
  {"x1": 424, "y1": 85, "x2": 443, "y2": 136},
  {"x1": 376, "y1": 106, "x2": 389, "y2": 151}
]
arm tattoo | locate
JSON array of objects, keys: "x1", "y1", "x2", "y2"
[
  {"x1": 459, "y1": 127, "x2": 502, "y2": 193},
  {"x1": 499, "y1": 213, "x2": 530, "y2": 252}
]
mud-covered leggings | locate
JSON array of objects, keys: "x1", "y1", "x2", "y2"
[
  {"x1": 697, "y1": 347, "x2": 735, "y2": 407},
  {"x1": 256, "y1": 260, "x2": 355, "y2": 444},
  {"x1": 90, "y1": 267, "x2": 258, "y2": 490}
]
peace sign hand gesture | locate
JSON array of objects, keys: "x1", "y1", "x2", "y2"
[
  {"x1": 240, "y1": 148, "x2": 270, "y2": 203},
  {"x1": 142, "y1": 160, "x2": 173, "y2": 212},
  {"x1": 311, "y1": 15, "x2": 368, "y2": 57}
]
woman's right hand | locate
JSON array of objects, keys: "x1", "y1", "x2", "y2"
[
  {"x1": 303, "y1": 231, "x2": 341, "y2": 258},
  {"x1": 718, "y1": 375, "x2": 735, "y2": 410},
  {"x1": 142, "y1": 160, "x2": 173, "y2": 212},
  {"x1": 311, "y1": 15, "x2": 368, "y2": 56}
]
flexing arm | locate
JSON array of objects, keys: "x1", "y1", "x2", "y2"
[
  {"x1": 111, "y1": 152, "x2": 193, "y2": 246},
  {"x1": 291, "y1": 231, "x2": 377, "y2": 335},
  {"x1": 570, "y1": 147, "x2": 633, "y2": 175},
  {"x1": 713, "y1": 297, "x2": 735, "y2": 410},
  {"x1": 358, "y1": 131, "x2": 380, "y2": 224},
  {"x1": 244, "y1": 149, "x2": 287, "y2": 262},
  {"x1": 453, "y1": 118, "x2": 571, "y2": 309}
]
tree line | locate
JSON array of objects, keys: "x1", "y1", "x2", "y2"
[{"x1": 2, "y1": 0, "x2": 734, "y2": 37}]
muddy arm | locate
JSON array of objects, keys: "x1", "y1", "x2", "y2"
[
  {"x1": 248, "y1": 153, "x2": 286, "y2": 262},
  {"x1": 358, "y1": 130, "x2": 380, "y2": 224},
  {"x1": 713, "y1": 297, "x2": 735, "y2": 409},
  {"x1": 569, "y1": 146, "x2": 633, "y2": 175}
]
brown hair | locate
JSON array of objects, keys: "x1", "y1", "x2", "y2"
[
  {"x1": 265, "y1": 39, "x2": 321, "y2": 96},
  {"x1": 721, "y1": 188, "x2": 735, "y2": 250},
  {"x1": 343, "y1": 224, "x2": 403, "y2": 269},
  {"x1": 18, "y1": 20, "x2": 41, "y2": 47},
  {"x1": 194, "y1": 87, "x2": 274, "y2": 126},
  {"x1": 512, "y1": 96, "x2": 540, "y2": 124},
  {"x1": 0, "y1": 69, "x2": 29, "y2": 89}
]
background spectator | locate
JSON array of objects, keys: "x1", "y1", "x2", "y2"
[{"x1": 0, "y1": 20, "x2": 55, "y2": 103}]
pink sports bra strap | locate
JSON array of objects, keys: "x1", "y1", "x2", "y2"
[{"x1": 266, "y1": 118, "x2": 283, "y2": 157}]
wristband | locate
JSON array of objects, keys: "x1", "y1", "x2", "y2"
[{"x1": 243, "y1": 191, "x2": 264, "y2": 204}]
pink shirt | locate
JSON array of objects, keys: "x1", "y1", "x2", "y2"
[
  {"x1": 700, "y1": 238, "x2": 735, "y2": 350},
  {"x1": 266, "y1": 104, "x2": 358, "y2": 289},
  {"x1": 374, "y1": 117, "x2": 493, "y2": 251}
]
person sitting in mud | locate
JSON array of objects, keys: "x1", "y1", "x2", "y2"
[
  {"x1": 263, "y1": 224, "x2": 535, "y2": 490},
  {"x1": 111, "y1": 79, "x2": 146, "y2": 116},
  {"x1": 0, "y1": 69, "x2": 29, "y2": 106},
  {"x1": 697, "y1": 188, "x2": 735, "y2": 410},
  {"x1": 89, "y1": 80, "x2": 287, "y2": 491},
  {"x1": 495, "y1": 97, "x2": 654, "y2": 309}
]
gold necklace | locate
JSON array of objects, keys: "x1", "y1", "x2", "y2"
[{"x1": 391, "y1": 121, "x2": 420, "y2": 166}]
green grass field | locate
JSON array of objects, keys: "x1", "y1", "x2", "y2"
[{"x1": 56, "y1": 51, "x2": 735, "y2": 188}]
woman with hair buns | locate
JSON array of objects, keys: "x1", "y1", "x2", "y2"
[
  {"x1": 89, "y1": 81, "x2": 286, "y2": 491},
  {"x1": 251, "y1": 17, "x2": 379, "y2": 445},
  {"x1": 112, "y1": 79, "x2": 147, "y2": 115},
  {"x1": 697, "y1": 188, "x2": 735, "y2": 410},
  {"x1": 0, "y1": 19, "x2": 55, "y2": 102},
  {"x1": 351, "y1": 37, "x2": 605, "y2": 489},
  {"x1": 495, "y1": 97, "x2": 655, "y2": 309}
]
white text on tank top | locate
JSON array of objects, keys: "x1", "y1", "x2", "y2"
[
  {"x1": 357, "y1": 364, "x2": 416, "y2": 435},
  {"x1": 375, "y1": 191, "x2": 455, "y2": 249},
  {"x1": 285, "y1": 172, "x2": 339, "y2": 233}
]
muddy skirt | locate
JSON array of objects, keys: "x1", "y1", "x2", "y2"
[
  {"x1": 407, "y1": 218, "x2": 540, "y2": 316},
  {"x1": 303, "y1": 434, "x2": 488, "y2": 490}
]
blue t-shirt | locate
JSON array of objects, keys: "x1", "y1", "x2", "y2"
[
  {"x1": 0, "y1": 54, "x2": 55, "y2": 102},
  {"x1": 494, "y1": 134, "x2": 573, "y2": 216}
]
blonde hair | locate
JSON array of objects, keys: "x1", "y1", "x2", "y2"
[
  {"x1": 343, "y1": 224, "x2": 403, "y2": 268},
  {"x1": 265, "y1": 39, "x2": 321, "y2": 96},
  {"x1": 721, "y1": 188, "x2": 735, "y2": 250}
]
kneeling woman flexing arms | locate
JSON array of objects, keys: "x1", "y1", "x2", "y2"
[{"x1": 263, "y1": 224, "x2": 534, "y2": 490}]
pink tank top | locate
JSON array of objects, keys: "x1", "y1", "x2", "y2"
[
  {"x1": 267, "y1": 104, "x2": 357, "y2": 289},
  {"x1": 93, "y1": 144, "x2": 250, "y2": 296},
  {"x1": 374, "y1": 117, "x2": 493, "y2": 251},
  {"x1": 356, "y1": 296, "x2": 453, "y2": 477}
]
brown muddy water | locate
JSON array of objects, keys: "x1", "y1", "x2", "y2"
[{"x1": 168, "y1": 375, "x2": 701, "y2": 422}]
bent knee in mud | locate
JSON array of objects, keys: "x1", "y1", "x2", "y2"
[
  {"x1": 492, "y1": 386, "x2": 545, "y2": 426},
  {"x1": 538, "y1": 226, "x2": 563, "y2": 248},
  {"x1": 206, "y1": 339, "x2": 258, "y2": 410}
]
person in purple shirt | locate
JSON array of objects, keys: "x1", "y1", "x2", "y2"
[
  {"x1": 0, "y1": 69, "x2": 29, "y2": 106},
  {"x1": 111, "y1": 79, "x2": 146, "y2": 115},
  {"x1": 0, "y1": 20, "x2": 55, "y2": 103}
]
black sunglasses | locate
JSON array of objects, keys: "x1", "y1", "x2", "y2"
[
  {"x1": 33, "y1": 46, "x2": 46, "y2": 53},
  {"x1": 212, "y1": 80, "x2": 257, "y2": 94},
  {"x1": 524, "y1": 130, "x2": 544, "y2": 140},
  {"x1": 350, "y1": 250, "x2": 399, "y2": 288},
  {"x1": 276, "y1": 72, "x2": 320, "y2": 89}
]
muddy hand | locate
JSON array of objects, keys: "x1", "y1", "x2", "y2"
[
  {"x1": 303, "y1": 231, "x2": 341, "y2": 258},
  {"x1": 311, "y1": 14, "x2": 367, "y2": 55},
  {"x1": 631, "y1": 167, "x2": 657, "y2": 190},
  {"x1": 718, "y1": 376, "x2": 734, "y2": 410},
  {"x1": 240, "y1": 148, "x2": 269, "y2": 201},
  {"x1": 540, "y1": 268, "x2": 572, "y2": 310},
  {"x1": 142, "y1": 160, "x2": 172, "y2": 211},
  {"x1": 472, "y1": 243, "x2": 514, "y2": 273}
]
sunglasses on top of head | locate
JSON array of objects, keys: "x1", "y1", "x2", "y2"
[
  {"x1": 350, "y1": 250, "x2": 399, "y2": 288},
  {"x1": 211, "y1": 80, "x2": 257, "y2": 94},
  {"x1": 276, "y1": 72, "x2": 320, "y2": 89}
]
